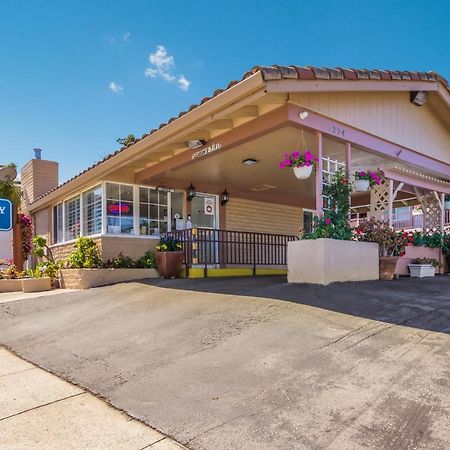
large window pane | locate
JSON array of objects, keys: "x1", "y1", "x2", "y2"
[
  {"x1": 106, "y1": 182, "x2": 135, "y2": 234},
  {"x1": 82, "y1": 185, "x2": 102, "y2": 236},
  {"x1": 139, "y1": 186, "x2": 168, "y2": 236},
  {"x1": 64, "y1": 196, "x2": 80, "y2": 241}
]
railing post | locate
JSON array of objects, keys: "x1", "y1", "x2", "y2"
[{"x1": 315, "y1": 131, "x2": 323, "y2": 217}]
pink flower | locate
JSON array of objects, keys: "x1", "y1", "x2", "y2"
[
  {"x1": 358, "y1": 171, "x2": 366, "y2": 177},
  {"x1": 304, "y1": 161, "x2": 311, "y2": 167},
  {"x1": 305, "y1": 150, "x2": 315, "y2": 162},
  {"x1": 284, "y1": 158, "x2": 291, "y2": 166},
  {"x1": 325, "y1": 218, "x2": 331, "y2": 225},
  {"x1": 278, "y1": 162, "x2": 285, "y2": 169},
  {"x1": 291, "y1": 151, "x2": 300, "y2": 159}
]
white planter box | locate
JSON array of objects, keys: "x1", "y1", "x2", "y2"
[
  {"x1": 0, "y1": 279, "x2": 23, "y2": 293},
  {"x1": 22, "y1": 278, "x2": 52, "y2": 293},
  {"x1": 293, "y1": 165, "x2": 313, "y2": 179},
  {"x1": 59, "y1": 268, "x2": 159, "y2": 289},
  {"x1": 354, "y1": 179, "x2": 370, "y2": 192},
  {"x1": 288, "y1": 238, "x2": 379, "y2": 285},
  {"x1": 408, "y1": 264, "x2": 436, "y2": 278}
]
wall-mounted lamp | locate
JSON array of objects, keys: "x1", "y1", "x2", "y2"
[
  {"x1": 242, "y1": 158, "x2": 258, "y2": 166},
  {"x1": 299, "y1": 111, "x2": 309, "y2": 120},
  {"x1": 186, "y1": 183, "x2": 196, "y2": 201},
  {"x1": 220, "y1": 188, "x2": 230, "y2": 206},
  {"x1": 187, "y1": 139, "x2": 207, "y2": 149},
  {"x1": 410, "y1": 91, "x2": 428, "y2": 106}
]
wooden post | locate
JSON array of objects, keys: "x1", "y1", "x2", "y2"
[
  {"x1": 12, "y1": 205, "x2": 24, "y2": 272},
  {"x1": 315, "y1": 131, "x2": 323, "y2": 217},
  {"x1": 388, "y1": 179, "x2": 394, "y2": 227}
]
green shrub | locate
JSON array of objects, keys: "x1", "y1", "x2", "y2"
[
  {"x1": 136, "y1": 250, "x2": 156, "y2": 268},
  {"x1": 106, "y1": 252, "x2": 136, "y2": 268},
  {"x1": 68, "y1": 237, "x2": 103, "y2": 269}
]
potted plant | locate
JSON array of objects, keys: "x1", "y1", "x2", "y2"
[
  {"x1": 155, "y1": 236, "x2": 184, "y2": 278},
  {"x1": 408, "y1": 257, "x2": 442, "y2": 278},
  {"x1": 355, "y1": 218, "x2": 408, "y2": 280},
  {"x1": 353, "y1": 170, "x2": 382, "y2": 192},
  {"x1": 445, "y1": 194, "x2": 450, "y2": 210},
  {"x1": 279, "y1": 150, "x2": 317, "y2": 179}
]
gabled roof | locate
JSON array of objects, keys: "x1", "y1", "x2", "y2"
[{"x1": 30, "y1": 65, "x2": 449, "y2": 206}]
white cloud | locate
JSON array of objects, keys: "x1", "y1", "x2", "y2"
[
  {"x1": 178, "y1": 75, "x2": 190, "y2": 91},
  {"x1": 145, "y1": 45, "x2": 190, "y2": 91},
  {"x1": 108, "y1": 81, "x2": 123, "y2": 94},
  {"x1": 123, "y1": 32, "x2": 131, "y2": 43}
]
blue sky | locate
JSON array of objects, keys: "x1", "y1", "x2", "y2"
[{"x1": 1, "y1": 0, "x2": 449, "y2": 182}]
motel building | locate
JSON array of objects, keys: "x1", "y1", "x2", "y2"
[{"x1": 21, "y1": 65, "x2": 450, "y2": 279}]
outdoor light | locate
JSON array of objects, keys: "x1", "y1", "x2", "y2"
[
  {"x1": 186, "y1": 183, "x2": 196, "y2": 201},
  {"x1": 299, "y1": 111, "x2": 309, "y2": 120},
  {"x1": 220, "y1": 189, "x2": 230, "y2": 206},
  {"x1": 410, "y1": 91, "x2": 428, "y2": 106},
  {"x1": 187, "y1": 139, "x2": 207, "y2": 149},
  {"x1": 243, "y1": 158, "x2": 258, "y2": 166}
]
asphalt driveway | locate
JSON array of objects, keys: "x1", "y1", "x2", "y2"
[{"x1": 1, "y1": 276, "x2": 450, "y2": 449}]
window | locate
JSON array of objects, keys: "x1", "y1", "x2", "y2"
[
  {"x1": 53, "y1": 203, "x2": 63, "y2": 243},
  {"x1": 303, "y1": 210, "x2": 313, "y2": 234},
  {"x1": 139, "y1": 187, "x2": 168, "y2": 236},
  {"x1": 64, "y1": 196, "x2": 81, "y2": 241},
  {"x1": 82, "y1": 185, "x2": 102, "y2": 235},
  {"x1": 106, "y1": 183, "x2": 134, "y2": 234}
]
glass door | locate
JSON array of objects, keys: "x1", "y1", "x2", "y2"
[{"x1": 190, "y1": 193, "x2": 219, "y2": 266}]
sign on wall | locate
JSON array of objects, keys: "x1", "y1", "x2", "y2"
[
  {"x1": 204, "y1": 197, "x2": 215, "y2": 216},
  {"x1": 0, "y1": 199, "x2": 12, "y2": 231}
]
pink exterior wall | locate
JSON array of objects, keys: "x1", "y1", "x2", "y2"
[{"x1": 396, "y1": 246, "x2": 442, "y2": 275}]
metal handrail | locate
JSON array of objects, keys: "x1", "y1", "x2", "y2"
[{"x1": 162, "y1": 228, "x2": 299, "y2": 275}]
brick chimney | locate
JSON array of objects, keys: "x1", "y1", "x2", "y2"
[{"x1": 20, "y1": 148, "x2": 59, "y2": 212}]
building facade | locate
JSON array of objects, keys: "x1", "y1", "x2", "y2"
[{"x1": 21, "y1": 65, "x2": 450, "y2": 271}]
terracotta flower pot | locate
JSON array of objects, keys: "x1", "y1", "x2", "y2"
[
  {"x1": 155, "y1": 251, "x2": 184, "y2": 278},
  {"x1": 379, "y1": 256, "x2": 399, "y2": 280},
  {"x1": 446, "y1": 254, "x2": 450, "y2": 274}
]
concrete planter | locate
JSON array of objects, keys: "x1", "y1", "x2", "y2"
[
  {"x1": 287, "y1": 239, "x2": 379, "y2": 285},
  {"x1": 408, "y1": 264, "x2": 435, "y2": 278},
  {"x1": 396, "y1": 246, "x2": 441, "y2": 275},
  {"x1": 0, "y1": 279, "x2": 23, "y2": 293},
  {"x1": 22, "y1": 277, "x2": 52, "y2": 293},
  {"x1": 59, "y1": 268, "x2": 159, "y2": 289},
  {"x1": 155, "y1": 252, "x2": 184, "y2": 278},
  {"x1": 379, "y1": 256, "x2": 399, "y2": 280}
]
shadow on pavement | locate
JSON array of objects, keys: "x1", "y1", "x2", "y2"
[{"x1": 138, "y1": 275, "x2": 450, "y2": 335}]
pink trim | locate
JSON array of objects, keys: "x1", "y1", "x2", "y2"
[
  {"x1": 315, "y1": 132, "x2": 323, "y2": 216},
  {"x1": 381, "y1": 168, "x2": 450, "y2": 195},
  {"x1": 396, "y1": 246, "x2": 441, "y2": 275},
  {"x1": 288, "y1": 105, "x2": 450, "y2": 178}
]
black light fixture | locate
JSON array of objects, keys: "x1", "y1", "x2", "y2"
[
  {"x1": 220, "y1": 188, "x2": 230, "y2": 206},
  {"x1": 187, "y1": 183, "x2": 196, "y2": 201},
  {"x1": 410, "y1": 91, "x2": 428, "y2": 106}
]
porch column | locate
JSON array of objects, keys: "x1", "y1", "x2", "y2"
[
  {"x1": 388, "y1": 179, "x2": 394, "y2": 227},
  {"x1": 440, "y1": 192, "x2": 445, "y2": 231},
  {"x1": 315, "y1": 131, "x2": 323, "y2": 217},
  {"x1": 345, "y1": 142, "x2": 352, "y2": 220}
]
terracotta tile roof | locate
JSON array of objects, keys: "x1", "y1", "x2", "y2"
[{"x1": 31, "y1": 65, "x2": 449, "y2": 205}]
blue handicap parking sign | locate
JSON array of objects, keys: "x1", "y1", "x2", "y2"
[{"x1": 0, "y1": 199, "x2": 13, "y2": 231}]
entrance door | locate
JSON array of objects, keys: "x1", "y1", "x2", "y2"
[{"x1": 190, "y1": 194, "x2": 219, "y2": 266}]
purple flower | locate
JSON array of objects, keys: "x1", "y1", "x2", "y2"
[
  {"x1": 358, "y1": 171, "x2": 366, "y2": 177},
  {"x1": 325, "y1": 218, "x2": 331, "y2": 225},
  {"x1": 305, "y1": 150, "x2": 315, "y2": 162},
  {"x1": 278, "y1": 162, "x2": 285, "y2": 169},
  {"x1": 291, "y1": 151, "x2": 300, "y2": 159}
]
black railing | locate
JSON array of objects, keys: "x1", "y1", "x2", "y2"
[{"x1": 162, "y1": 228, "x2": 299, "y2": 276}]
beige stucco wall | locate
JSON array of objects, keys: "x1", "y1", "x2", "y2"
[
  {"x1": 226, "y1": 197, "x2": 302, "y2": 236},
  {"x1": 288, "y1": 239, "x2": 379, "y2": 284},
  {"x1": 290, "y1": 91, "x2": 450, "y2": 165},
  {"x1": 34, "y1": 207, "x2": 52, "y2": 244}
]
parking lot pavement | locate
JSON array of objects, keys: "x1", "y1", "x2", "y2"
[
  {"x1": 0, "y1": 348, "x2": 185, "y2": 450},
  {"x1": 1, "y1": 276, "x2": 450, "y2": 449}
]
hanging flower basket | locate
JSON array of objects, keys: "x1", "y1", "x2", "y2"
[
  {"x1": 354, "y1": 179, "x2": 370, "y2": 192},
  {"x1": 278, "y1": 150, "x2": 317, "y2": 180},
  {"x1": 353, "y1": 170, "x2": 382, "y2": 192},
  {"x1": 293, "y1": 165, "x2": 313, "y2": 179}
]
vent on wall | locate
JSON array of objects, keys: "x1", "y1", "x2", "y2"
[{"x1": 249, "y1": 184, "x2": 277, "y2": 192}]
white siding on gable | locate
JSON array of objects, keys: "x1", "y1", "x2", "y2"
[{"x1": 290, "y1": 92, "x2": 450, "y2": 165}]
